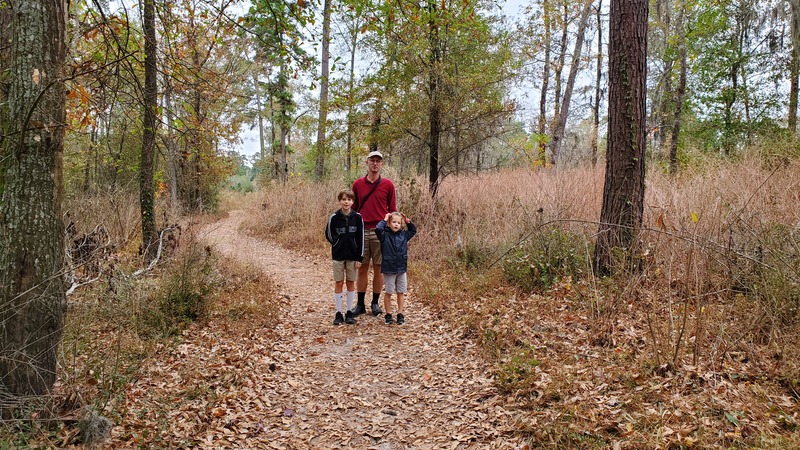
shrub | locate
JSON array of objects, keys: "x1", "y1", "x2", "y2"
[
  {"x1": 502, "y1": 226, "x2": 590, "y2": 292},
  {"x1": 138, "y1": 240, "x2": 218, "y2": 337}
]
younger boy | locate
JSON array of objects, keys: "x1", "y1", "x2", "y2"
[
  {"x1": 325, "y1": 189, "x2": 364, "y2": 325},
  {"x1": 375, "y1": 212, "x2": 416, "y2": 325}
]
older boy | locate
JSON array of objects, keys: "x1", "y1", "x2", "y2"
[{"x1": 325, "y1": 189, "x2": 364, "y2": 325}]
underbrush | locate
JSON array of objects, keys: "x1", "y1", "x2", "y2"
[
  {"x1": 0, "y1": 215, "x2": 279, "y2": 448},
  {"x1": 235, "y1": 154, "x2": 799, "y2": 448}
]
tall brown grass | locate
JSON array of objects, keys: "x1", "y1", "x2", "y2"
[{"x1": 241, "y1": 155, "x2": 800, "y2": 402}]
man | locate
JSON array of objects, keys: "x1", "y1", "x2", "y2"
[{"x1": 351, "y1": 150, "x2": 397, "y2": 316}]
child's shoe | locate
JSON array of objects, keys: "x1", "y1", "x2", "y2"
[
  {"x1": 384, "y1": 313, "x2": 394, "y2": 324},
  {"x1": 333, "y1": 311, "x2": 344, "y2": 325},
  {"x1": 396, "y1": 313, "x2": 405, "y2": 325},
  {"x1": 345, "y1": 310, "x2": 356, "y2": 324}
]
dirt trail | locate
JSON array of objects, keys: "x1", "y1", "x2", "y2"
[{"x1": 200, "y1": 210, "x2": 519, "y2": 449}]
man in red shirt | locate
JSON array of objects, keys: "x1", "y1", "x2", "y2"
[{"x1": 351, "y1": 150, "x2": 397, "y2": 316}]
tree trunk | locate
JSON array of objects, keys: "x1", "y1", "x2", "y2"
[
  {"x1": 278, "y1": 65, "x2": 290, "y2": 183},
  {"x1": 548, "y1": 2, "x2": 569, "y2": 165},
  {"x1": 550, "y1": 0, "x2": 594, "y2": 164},
  {"x1": 141, "y1": 0, "x2": 158, "y2": 261},
  {"x1": 591, "y1": 0, "x2": 603, "y2": 168},
  {"x1": 593, "y1": 0, "x2": 648, "y2": 276},
  {"x1": 345, "y1": 23, "x2": 358, "y2": 173},
  {"x1": 669, "y1": 0, "x2": 687, "y2": 174},
  {"x1": 428, "y1": 0, "x2": 442, "y2": 198},
  {"x1": 0, "y1": 0, "x2": 68, "y2": 401},
  {"x1": 790, "y1": 0, "x2": 800, "y2": 133},
  {"x1": 0, "y1": 5, "x2": 12, "y2": 193},
  {"x1": 314, "y1": 0, "x2": 332, "y2": 180},
  {"x1": 537, "y1": 0, "x2": 551, "y2": 167},
  {"x1": 253, "y1": 72, "x2": 266, "y2": 160}
]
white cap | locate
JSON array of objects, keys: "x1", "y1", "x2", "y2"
[{"x1": 367, "y1": 150, "x2": 384, "y2": 159}]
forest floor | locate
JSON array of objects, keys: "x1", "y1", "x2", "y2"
[{"x1": 107, "y1": 210, "x2": 522, "y2": 449}]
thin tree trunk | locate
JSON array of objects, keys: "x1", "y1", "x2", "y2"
[
  {"x1": 669, "y1": 0, "x2": 687, "y2": 174},
  {"x1": 537, "y1": 0, "x2": 552, "y2": 167},
  {"x1": 0, "y1": 0, "x2": 68, "y2": 400},
  {"x1": 314, "y1": 0, "x2": 332, "y2": 180},
  {"x1": 593, "y1": 0, "x2": 648, "y2": 276},
  {"x1": 345, "y1": 25, "x2": 358, "y2": 173},
  {"x1": 550, "y1": 0, "x2": 594, "y2": 164},
  {"x1": 790, "y1": 0, "x2": 800, "y2": 133},
  {"x1": 548, "y1": 2, "x2": 569, "y2": 165},
  {"x1": 428, "y1": 0, "x2": 442, "y2": 198},
  {"x1": 141, "y1": 0, "x2": 158, "y2": 261},
  {"x1": 253, "y1": 72, "x2": 266, "y2": 160},
  {"x1": 591, "y1": 0, "x2": 603, "y2": 168}
]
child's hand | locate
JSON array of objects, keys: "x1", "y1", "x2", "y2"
[
  {"x1": 355, "y1": 261, "x2": 361, "y2": 269},
  {"x1": 384, "y1": 212, "x2": 392, "y2": 221},
  {"x1": 401, "y1": 212, "x2": 410, "y2": 224}
]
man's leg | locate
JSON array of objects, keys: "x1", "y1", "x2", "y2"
[
  {"x1": 353, "y1": 262, "x2": 369, "y2": 315},
  {"x1": 371, "y1": 265, "x2": 383, "y2": 315}
]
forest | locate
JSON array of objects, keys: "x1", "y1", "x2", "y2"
[{"x1": 1, "y1": 0, "x2": 799, "y2": 448}]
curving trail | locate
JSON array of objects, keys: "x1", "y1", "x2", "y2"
[{"x1": 184, "y1": 210, "x2": 519, "y2": 449}]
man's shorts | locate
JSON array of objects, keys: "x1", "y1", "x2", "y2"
[
  {"x1": 333, "y1": 260, "x2": 358, "y2": 282},
  {"x1": 383, "y1": 272, "x2": 407, "y2": 294},
  {"x1": 362, "y1": 229, "x2": 382, "y2": 265}
]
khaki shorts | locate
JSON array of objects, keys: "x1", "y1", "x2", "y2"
[
  {"x1": 362, "y1": 229, "x2": 382, "y2": 265},
  {"x1": 333, "y1": 260, "x2": 358, "y2": 282}
]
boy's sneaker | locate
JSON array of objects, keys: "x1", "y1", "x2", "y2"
[
  {"x1": 396, "y1": 313, "x2": 405, "y2": 325},
  {"x1": 345, "y1": 311, "x2": 356, "y2": 325},
  {"x1": 350, "y1": 303, "x2": 366, "y2": 316},
  {"x1": 371, "y1": 302, "x2": 383, "y2": 316},
  {"x1": 333, "y1": 312, "x2": 344, "y2": 325},
  {"x1": 384, "y1": 314, "x2": 394, "y2": 325}
]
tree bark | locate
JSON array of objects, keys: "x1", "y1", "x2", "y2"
[
  {"x1": 0, "y1": 0, "x2": 68, "y2": 400},
  {"x1": 314, "y1": 0, "x2": 332, "y2": 180},
  {"x1": 593, "y1": 0, "x2": 648, "y2": 276},
  {"x1": 141, "y1": 0, "x2": 158, "y2": 261}
]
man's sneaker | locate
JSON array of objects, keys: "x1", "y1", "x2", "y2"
[
  {"x1": 371, "y1": 302, "x2": 383, "y2": 316},
  {"x1": 350, "y1": 303, "x2": 366, "y2": 316},
  {"x1": 345, "y1": 311, "x2": 356, "y2": 325},
  {"x1": 333, "y1": 311, "x2": 344, "y2": 325},
  {"x1": 396, "y1": 313, "x2": 405, "y2": 325},
  {"x1": 384, "y1": 313, "x2": 394, "y2": 325}
]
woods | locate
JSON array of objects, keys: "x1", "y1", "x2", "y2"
[{"x1": 1, "y1": 0, "x2": 799, "y2": 446}]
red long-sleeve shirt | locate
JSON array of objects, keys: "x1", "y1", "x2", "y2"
[{"x1": 352, "y1": 176, "x2": 397, "y2": 229}]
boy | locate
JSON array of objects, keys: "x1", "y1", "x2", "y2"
[
  {"x1": 375, "y1": 212, "x2": 416, "y2": 325},
  {"x1": 325, "y1": 189, "x2": 364, "y2": 325}
]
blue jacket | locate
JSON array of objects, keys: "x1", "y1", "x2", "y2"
[{"x1": 375, "y1": 220, "x2": 417, "y2": 274}]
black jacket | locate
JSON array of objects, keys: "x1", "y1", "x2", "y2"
[
  {"x1": 375, "y1": 220, "x2": 417, "y2": 274},
  {"x1": 325, "y1": 209, "x2": 364, "y2": 261}
]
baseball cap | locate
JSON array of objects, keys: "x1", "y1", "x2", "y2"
[{"x1": 367, "y1": 150, "x2": 383, "y2": 159}]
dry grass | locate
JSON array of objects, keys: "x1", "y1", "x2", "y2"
[{"x1": 237, "y1": 155, "x2": 800, "y2": 448}]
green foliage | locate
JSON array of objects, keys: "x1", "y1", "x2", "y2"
[
  {"x1": 496, "y1": 346, "x2": 540, "y2": 392},
  {"x1": 502, "y1": 227, "x2": 589, "y2": 292},
  {"x1": 139, "y1": 242, "x2": 218, "y2": 337}
]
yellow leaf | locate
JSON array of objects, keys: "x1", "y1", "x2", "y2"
[
  {"x1": 690, "y1": 212, "x2": 699, "y2": 223},
  {"x1": 32, "y1": 68, "x2": 40, "y2": 85}
]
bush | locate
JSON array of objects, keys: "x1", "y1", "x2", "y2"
[
  {"x1": 502, "y1": 227, "x2": 589, "y2": 292},
  {"x1": 139, "y1": 240, "x2": 218, "y2": 337}
]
